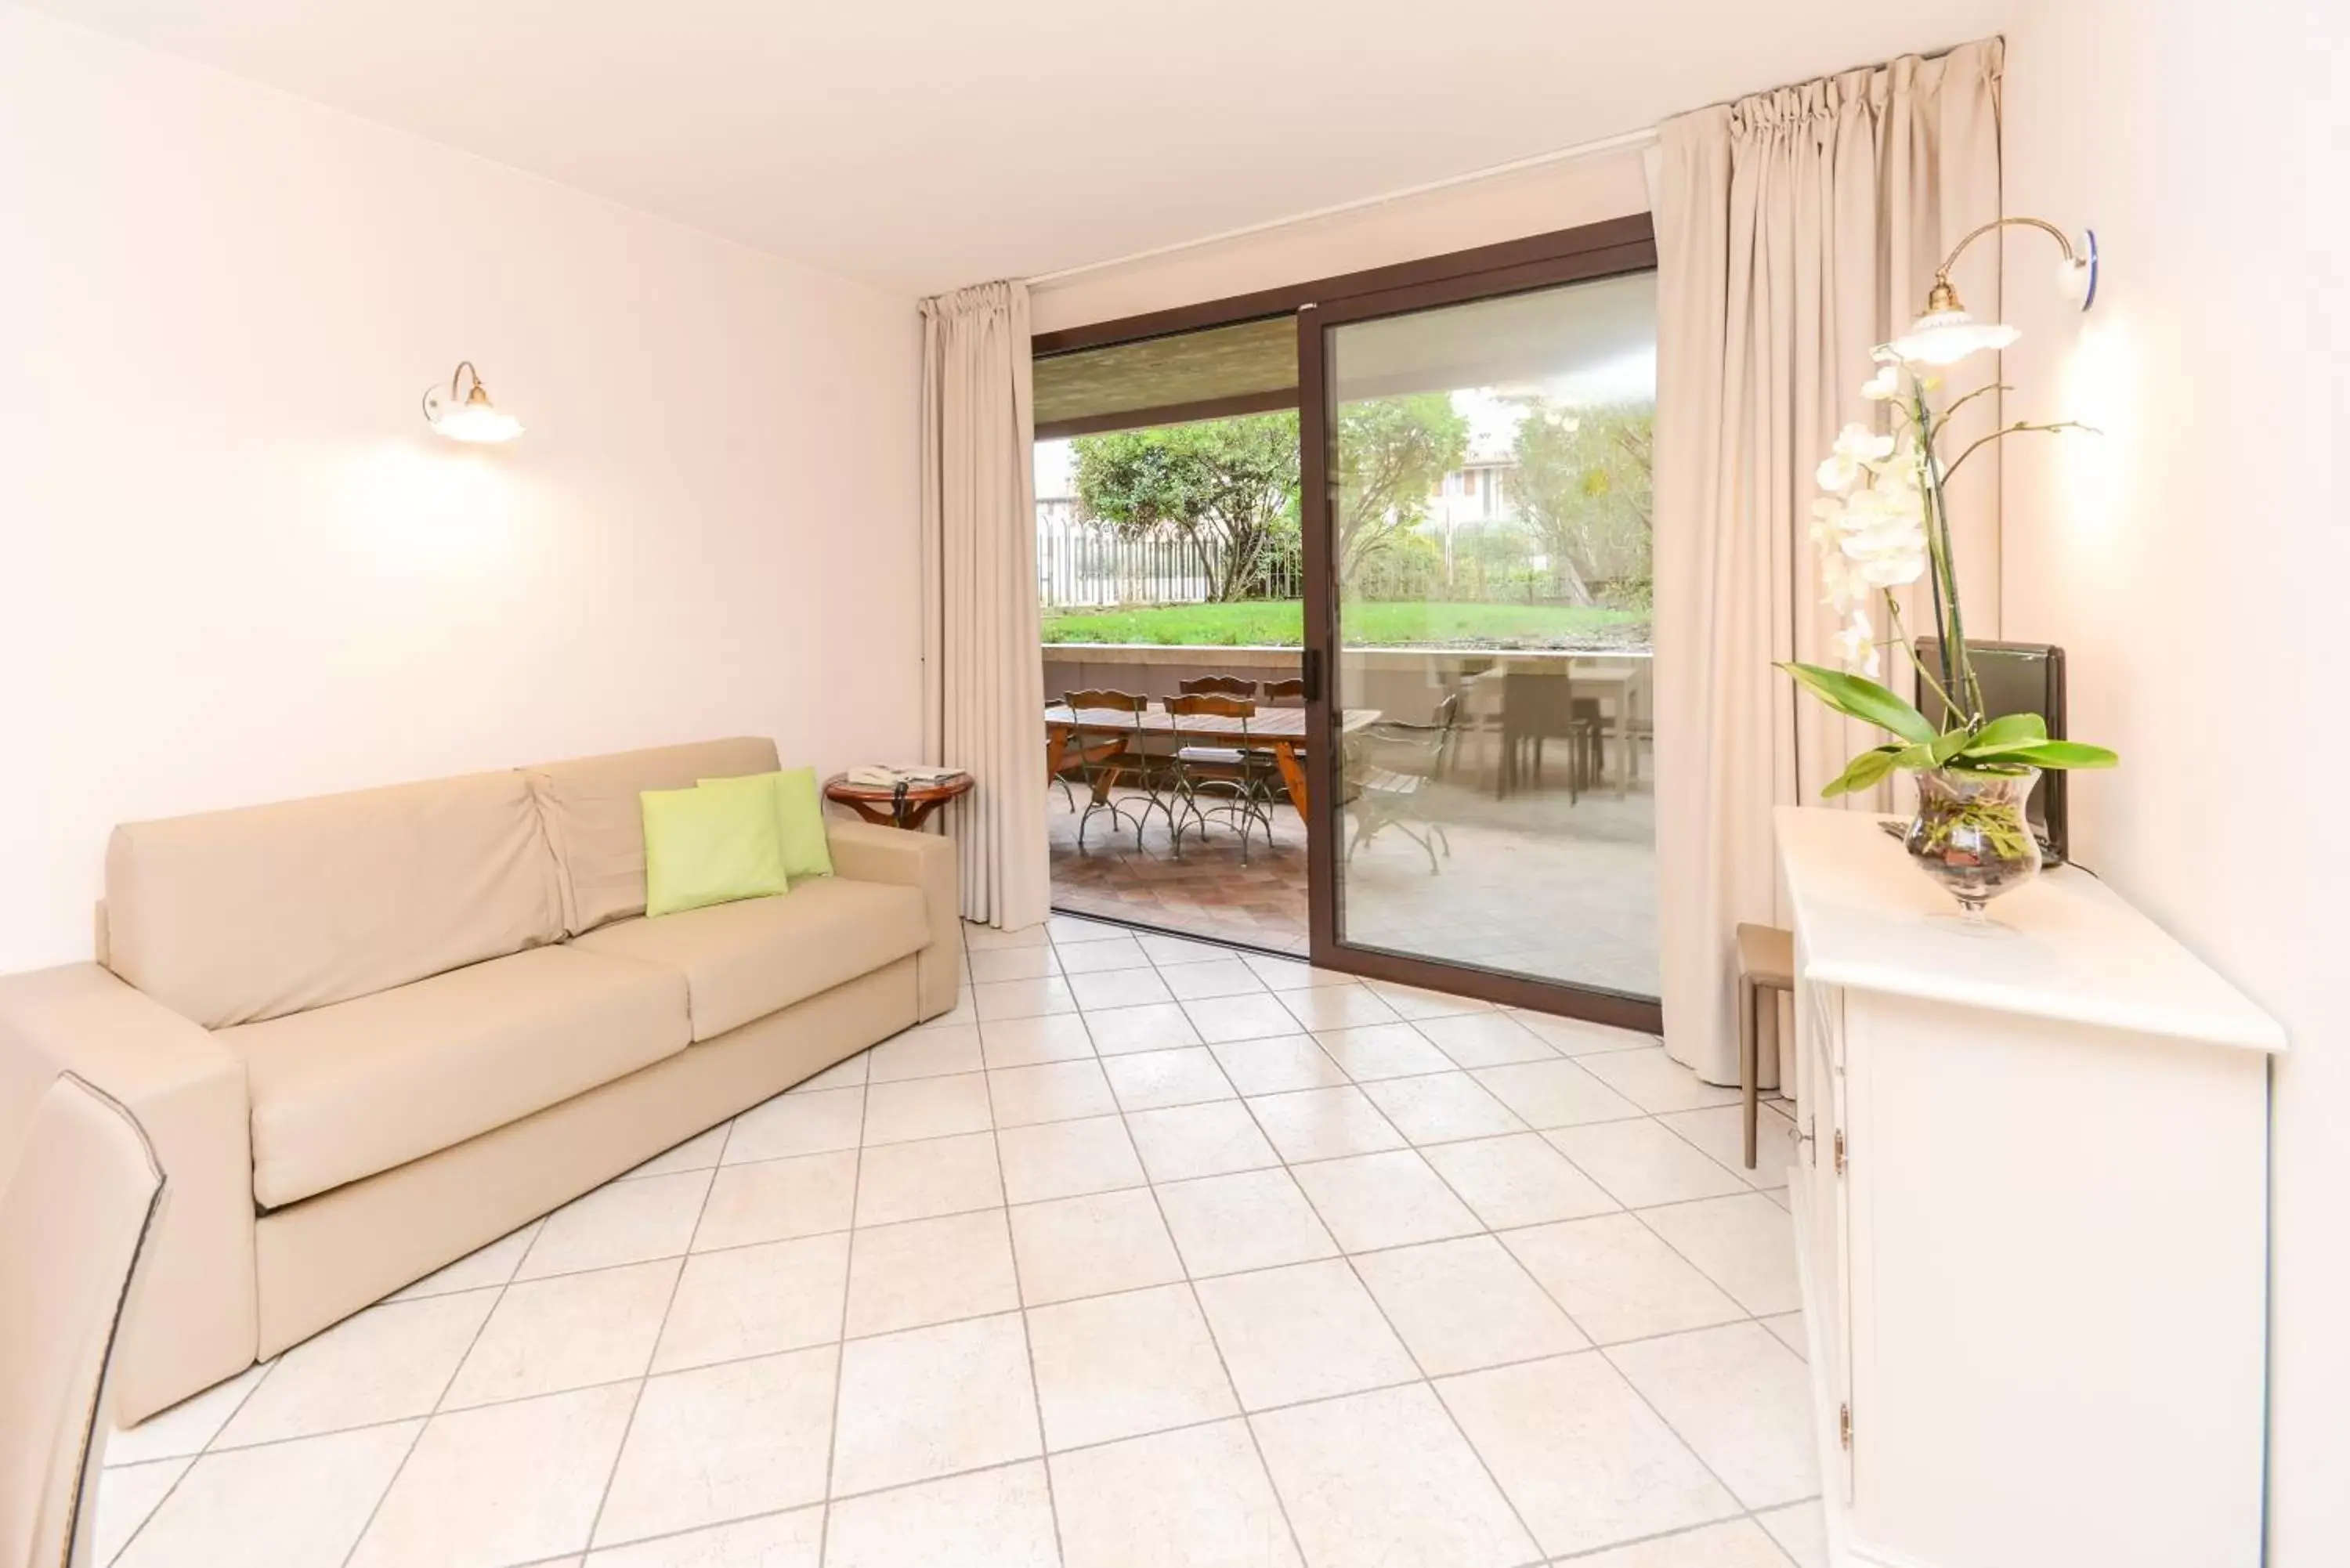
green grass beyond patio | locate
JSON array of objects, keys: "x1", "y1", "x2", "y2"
[{"x1": 1039, "y1": 599, "x2": 1643, "y2": 648}]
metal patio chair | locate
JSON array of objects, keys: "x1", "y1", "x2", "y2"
[
  {"x1": 1058, "y1": 689, "x2": 1168, "y2": 851},
  {"x1": 1344, "y1": 693, "x2": 1462, "y2": 873},
  {"x1": 1166, "y1": 692, "x2": 1280, "y2": 864}
]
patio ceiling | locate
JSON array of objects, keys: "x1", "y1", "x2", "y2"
[{"x1": 1034, "y1": 316, "x2": 1298, "y2": 439}]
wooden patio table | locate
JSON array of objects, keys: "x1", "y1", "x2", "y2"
[{"x1": 1044, "y1": 702, "x2": 1379, "y2": 818}]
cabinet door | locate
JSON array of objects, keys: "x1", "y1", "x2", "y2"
[{"x1": 1793, "y1": 973, "x2": 1856, "y2": 1501}]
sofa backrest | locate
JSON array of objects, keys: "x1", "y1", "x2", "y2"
[
  {"x1": 103, "y1": 771, "x2": 566, "y2": 1030},
  {"x1": 522, "y1": 737, "x2": 780, "y2": 935}
]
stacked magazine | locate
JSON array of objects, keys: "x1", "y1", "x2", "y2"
[{"x1": 843, "y1": 764, "x2": 970, "y2": 790}]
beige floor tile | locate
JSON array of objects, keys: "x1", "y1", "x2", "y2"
[
  {"x1": 971, "y1": 976, "x2": 1079, "y2": 1021},
  {"x1": 1028, "y1": 1281, "x2": 1239, "y2": 1449},
  {"x1": 1760, "y1": 1310, "x2": 1807, "y2": 1360},
  {"x1": 1241, "y1": 955, "x2": 1353, "y2": 992},
  {"x1": 868, "y1": 1023, "x2": 985, "y2": 1082},
  {"x1": 995, "y1": 1115, "x2": 1148, "y2": 1204},
  {"x1": 862, "y1": 1073, "x2": 994, "y2": 1145},
  {"x1": 1207, "y1": 1034, "x2": 1349, "y2": 1096},
  {"x1": 967, "y1": 945, "x2": 1062, "y2": 984},
  {"x1": 1607, "y1": 1323, "x2": 1820, "y2": 1508},
  {"x1": 621, "y1": 1125, "x2": 729, "y2": 1180},
  {"x1": 1161, "y1": 958, "x2": 1271, "y2": 1001},
  {"x1": 1051, "y1": 934, "x2": 1153, "y2": 974},
  {"x1": 1546, "y1": 1120, "x2": 1750, "y2": 1209},
  {"x1": 1083, "y1": 999, "x2": 1208, "y2": 1056},
  {"x1": 969, "y1": 920, "x2": 1052, "y2": 950},
  {"x1": 1155, "y1": 1168, "x2": 1342, "y2": 1278},
  {"x1": 584, "y1": 1506, "x2": 822, "y2": 1566},
  {"x1": 1276, "y1": 984, "x2": 1401, "y2": 1032},
  {"x1": 118, "y1": 1422, "x2": 418, "y2": 1568},
  {"x1": 1137, "y1": 931, "x2": 1233, "y2": 965},
  {"x1": 1354, "y1": 1235, "x2": 1589, "y2": 1377},
  {"x1": 215, "y1": 1290, "x2": 495, "y2": 1447},
  {"x1": 596, "y1": 1347, "x2": 838, "y2": 1545},
  {"x1": 824, "y1": 1461, "x2": 1060, "y2": 1568},
  {"x1": 443, "y1": 1259, "x2": 678, "y2": 1408},
  {"x1": 1243, "y1": 1086, "x2": 1406, "y2": 1163},
  {"x1": 1358, "y1": 1071, "x2": 1528, "y2": 1145},
  {"x1": 1068, "y1": 966, "x2": 1177, "y2": 1010},
  {"x1": 988, "y1": 1058, "x2": 1118, "y2": 1126},
  {"x1": 1421, "y1": 1132, "x2": 1619, "y2": 1229},
  {"x1": 1437, "y1": 1351, "x2": 1737, "y2": 1558},
  {"x1": 693, "y1": 1151, "x2": 858, "y2": 1252},
  {"x1": 1552, "y1": 1518, "x2": 1795, "y2": 1567},
  {"x1": 1756, "y1": 1501, "x2": 1831, "y2": 1568},
  {"x1": 1051, "y1": 1419, "x2": 1303, "y2": 1568},
  {"x1": 1510, "y1": 1011, "x2": 1658, "y2": 1057},
  {"x1": 93, "y1": 1456, "x2": 190, "y2": 1566},
  {"x1": 830, "y1": 1313, "x2": 1043, "y2": 1495},
  {"x1": 105, "y1": 1361, "x2": 271, "y2": 1465},
  {"x1": 1126, "y1": 1099, "x2": 1280, "y2": 1181},
  {"x1": 1008, "y1": 1187, "x2": 1184, "y2": 1305},
  {"x1": 1289, "y1": 1149, "x2": 1482, "y2": 1253},
  {"x1": 515, "y1": 1169, "x2": 713, "y2": 1281},
  {"x1": 980, "y1": 1012, "x2": 1098, "y2": 1068},
  {"x1": 1103, "y1": 1045, "x2": 1238, "y2": 1111},
  {"x1": 846, "y1": 1209, "x2": 1021, "y2": 1338},
  {"x1": 789, "y1": 1053, "x2": 870, "y2": 1094},
  {"x1": 1578, "y1": 1046, "x2": 1746, "y2": 1113},
  {"x1": 726, "y1": 1086, "x2": 864, "y2": 1162},
  {"x1": 1639, "y1": 1194, "x2": 1802, "y2": 1315},
  {"x1": 1412, "y1": 1010, "x2": 1560, "y2": 1068},
  {"x1": 1362, "y1": 980, "x2": 1495, "y2": 1021},
  {"x1": 1183, "y1": 992, "x2": 1308, "y2": 1045},
  {"x1": 1470, "y1": 1059, "x2": 1643, "y2": 1130},
  {"x1": 652, "y1": 1233, "x2": 851, "y2": 1372},
  {"x1": 1501, "y1": 1214, "x2": 1744, "y2": 1346},
  {"x1": 1050, "y1": 914, "x2": 1130, "y2": 945},
  {"x1": 352, "y1": 1386, "x2": 636, "y2": 1568},
  {"x1": 1193, "y1": 1259, "x2": 1415, "y2": 1410},
  {"x1": 1311, "y1": 1022, "x2": 1455, "y2": 1082},
  {"x1": 1658, "y1": 1102, "x2": 1799, "y2": 1190},
  {"x1": 854, "y1": 1129, "x2": 1003, "y2": 1227},
  {"x1": 1250, "y1": 1383, "x2": 1538, "y2": 1568}
]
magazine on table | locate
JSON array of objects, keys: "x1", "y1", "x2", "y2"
[{"x1": 843, "y1": 764, "x2": 970, "y2": 790}]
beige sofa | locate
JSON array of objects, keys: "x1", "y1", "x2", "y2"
[{"x1": 0, "y1": 737, "x2": 960, "y2": 1425}]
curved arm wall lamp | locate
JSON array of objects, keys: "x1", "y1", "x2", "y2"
[
  {"x1": 421, "y1": 360, "x2": 524, "y2": 443},
  {"x1": 1886, "y1": 217, "x2": 2100, "y2": 367}
]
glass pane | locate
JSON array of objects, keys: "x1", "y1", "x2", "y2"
[{"x1": 1326, "y1": 272, "x2": 1658, "y2": 999}]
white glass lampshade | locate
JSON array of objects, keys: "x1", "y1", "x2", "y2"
[
  {"x1": 429, "y1": 396, "x2": 524, "y2": 443},
  {"x1": 1886, "y1": 305, "x2": 2022, "y2": 367}
]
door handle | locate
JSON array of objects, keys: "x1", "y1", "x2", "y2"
[{"x1": 1302, "y1": 648, "x2": 1324, "y2": 703}]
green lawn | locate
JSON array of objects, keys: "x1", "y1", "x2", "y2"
[{"x1": 1040, "y1": 599, "x2": 1643, "y2": 649}]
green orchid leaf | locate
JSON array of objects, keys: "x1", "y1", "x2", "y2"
[
  {"x1": 1889, "y1": 742, "x2": 1940, "y2": 770},
  {"x1": 1968, "y1": 713, "x2": 2048, "y2": 751},
  {"x1": 1971, "y1": 740, "x2": 2120, "y2": 770},
  {"x1": 1929, "y1": 728, "x2": 1973, "y2": 765},
  {"x1": 1777, "y1": 663, "x2": 1936, "y2": 745},
  {"x1": 1820, "y1": 745, "x2": 1904, "y2": 799}
]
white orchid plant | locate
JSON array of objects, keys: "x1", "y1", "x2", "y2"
[{"x1": 1782, "y1": 349, "x2": 2118, "y2": 797}]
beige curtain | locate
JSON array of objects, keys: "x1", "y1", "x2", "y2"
[
  {"x1": 920, "y1": 281, "x2": 1050, "y2": 929},
  {"x1": 1650, "y1": 40, "x2": 2005, "y2": 1084}
]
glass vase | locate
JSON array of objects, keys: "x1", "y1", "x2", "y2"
[{"x1": 1903, "y1": 766, "x2": 2042, "y2": 928}]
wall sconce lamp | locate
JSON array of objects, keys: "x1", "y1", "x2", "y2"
[
  {"x1": 421, "y1": 360, "x2": 524, "y2": 443},
  {"x1": 1886, "y1": 217, "x2": 2099, "y2": 366}
]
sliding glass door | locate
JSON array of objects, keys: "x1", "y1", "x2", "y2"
[{"x1": 1300, "y1": 265, "x2": 1661, "y2": 1028}]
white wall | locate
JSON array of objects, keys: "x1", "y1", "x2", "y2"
[
  {"x1": 1030, "y1": 148, "x2": 1651, "y2": 335},
  {"x1": 2000, "y1": 3, "x2": 2345, "y2": 1559},
  {"x1": 0, "y1": 6, "x2": 922, "y2": 971}
]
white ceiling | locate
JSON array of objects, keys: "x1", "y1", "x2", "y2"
[{"x1": 27, "y1": 0, "x2": 2012, "y2": 296}]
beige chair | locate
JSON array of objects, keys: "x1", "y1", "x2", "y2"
[
  {"x1": 0, "y1": 1074, "x2": 165, "y2": 1568},
  {"x1": 1735, "y1": 923, "x2": 1795, "y2": 1169}
]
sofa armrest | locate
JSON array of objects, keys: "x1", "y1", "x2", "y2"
[
  {"x1": 0, "y1": 965, "x2": 258, "y2": 1424},
  {"x1": 826, "y1": 823, "x2": 962, "y2": 1021}
]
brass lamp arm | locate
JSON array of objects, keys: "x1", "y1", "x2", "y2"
[{"x1": 1923, "y1": 217, "x2": 2093, "y2": 316}]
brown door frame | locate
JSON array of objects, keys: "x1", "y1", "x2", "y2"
[{"x1": 1297, "y1": 219, "x2": 1663, "y2": 1033}]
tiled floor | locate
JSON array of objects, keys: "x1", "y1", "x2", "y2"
[{"x1": 99, "y1": 918, "x2": 1819, "y2": 1568}]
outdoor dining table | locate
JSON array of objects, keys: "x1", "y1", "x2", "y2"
[{"x1": 1044, "y1": 702, "x2": 1379, "y2": 818}]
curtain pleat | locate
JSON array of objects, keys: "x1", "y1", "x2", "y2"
[
  {"x1": 920, "y1": 281, "x2": 1050, "y2": 929},
  {"x1": 1651, "y1": 39, "x2": 2005, "y2": 1084}
]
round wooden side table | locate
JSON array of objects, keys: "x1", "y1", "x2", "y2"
[{"x1": 822, "y1": 771, "x2": 972, "y2": 831}]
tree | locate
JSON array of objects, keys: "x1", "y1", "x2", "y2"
[
  {"x1": 1334, "y1": 394, "x2": 1469, "y2": 583},
  {"x1": 1071, "y1": 414, "x2": 1299, "y2": 602},
  {"x1": 1511, "y1": 399, "x2": 1654, "y2": 606}
]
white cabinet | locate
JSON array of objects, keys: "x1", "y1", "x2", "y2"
[{"x1": 1776, "y1": 807, "x2": 2280, "y2": 1568}]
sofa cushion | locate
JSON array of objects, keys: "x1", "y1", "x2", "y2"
[
  {"x1": 569, "y1": 877, "x2": 928, "y2": 1042},
  {"x1": 106, "y1": 770, "x2": 566, "y2": 1030},
  {"x1": 219, "y1": 945, "x2": 690, "y2": 1209},
  {"x1": 523, "y1": 738, "x2": 780, "y2": 934}
]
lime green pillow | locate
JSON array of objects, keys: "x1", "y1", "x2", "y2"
[
  {"x1": 700, "y1": 766, "x2": 834, "y2": 880},
  {"x1": 640, "y1": 782, "x2": 788, "y2": 917}
]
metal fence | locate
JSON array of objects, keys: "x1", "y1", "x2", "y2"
[{"x1": 1036, "y1": 501, "x2": 1303, "y2": 609}]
